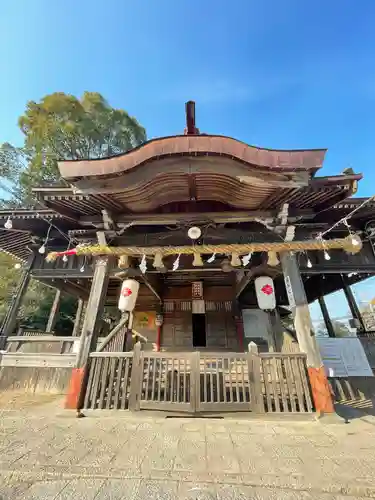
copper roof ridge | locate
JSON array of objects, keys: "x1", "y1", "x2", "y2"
[
  {"x1": 58, "y1": 135, "x2": 327, "y2": 180},
  {"x1": 58, "y1": 134, "x2": 327, "y2": 164}
]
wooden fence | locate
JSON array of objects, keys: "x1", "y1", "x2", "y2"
[{"x1": 82, "y1": 345, "x2": 313, "y2": 414}]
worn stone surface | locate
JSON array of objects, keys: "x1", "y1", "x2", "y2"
[{"x1": 1, "y1": 397, "x2": 375, "y2": 499}]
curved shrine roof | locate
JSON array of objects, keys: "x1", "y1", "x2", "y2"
[{"x1": 58, "y1": 134, "x2": 327, "y2": 180}]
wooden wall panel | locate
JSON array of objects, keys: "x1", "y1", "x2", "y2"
[
  {"x1": 163, "y1": 286, "x2": 191, "y2": 300},
  {"x1": 134, "y1": 284, "x2": 160, "y2": 311},
  {"x1": 204, "y1": 286, "x2": 234, "y2": 302},
  {"x1": 206, "y1": 312, "x2": 227, "y2": 348}
]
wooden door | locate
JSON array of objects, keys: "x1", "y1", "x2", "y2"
[
  {"x1": 161, "y1": 312, "x2": 192, "y2": 350},
  {"x1": 205, "y1": 312, "x2": 238, "y2": 350}
]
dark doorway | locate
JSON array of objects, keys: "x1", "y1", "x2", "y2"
[{"x1": 192, "y1": 314, "x2": 207, "y2": 347}]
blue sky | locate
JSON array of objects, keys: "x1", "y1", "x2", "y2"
[
  {"x1": 1, "y1": 0, "x2": 375, "y2": 197},
  {"x1": 1, "y1": 0, "x2": 375, "y2": 320}
]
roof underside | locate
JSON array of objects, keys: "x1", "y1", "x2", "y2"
[{"x1": 35, "y1": 179, "x2": 356, "y2": 215}]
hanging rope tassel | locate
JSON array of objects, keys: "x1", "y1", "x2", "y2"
[
  {"x1": 153, "y1": 252, "x2": 163, "y2": 269},
  {"x1": 231, "y1": 252, "x2": 241, "y2": 267},
  {"x1": 192, "y1": 252, "x2": 203, "y2": 267},
  {"x1": 118, "y1": 255, "x2": 129, "y2": 269},
  {"x1": 267, "y1": 251, "x2": 279, "y2": 267}
]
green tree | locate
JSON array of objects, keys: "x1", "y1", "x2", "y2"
[
  {"x1": 0, "y1": 91, "x2": 146, "y2": 332},
  {"x1": 18, "y1": 91, "x2": 146, "y2": 182},
  {"x1": 0, "y1": 143, "x2": 32, "y2": 208},
  {"x1": 315, "y1": 319, "x2": 353, "y2": 337},
  {"x1": 0, "y1": 92, "x2": 146, "y2": 205}
]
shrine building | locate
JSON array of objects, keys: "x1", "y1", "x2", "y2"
[{"x1": 1, "y1": 101, "x2": 375, "y2": 417}]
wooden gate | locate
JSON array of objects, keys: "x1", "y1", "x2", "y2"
[
  {"x1": 82, "y1": 347, "x2": 313, "y2": 415},
  {"x1": 135, "y1": 351, "x2": 196, "y2": 412},
  {"x1": 83, "y1": 352, "x2": 133, "y2": 410},
  {"x1": 197, "y1": 353, "x2": 254, "y2": 412}
]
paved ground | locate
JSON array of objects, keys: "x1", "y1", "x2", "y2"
[{"x1": 1, "y1": 395, "x2": 375, "y2": 499}]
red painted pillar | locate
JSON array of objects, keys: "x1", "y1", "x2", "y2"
[{"x1": 65, "y1": 368, "x2": 85, "y2": 409}]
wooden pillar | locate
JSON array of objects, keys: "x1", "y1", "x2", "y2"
[
  {"x1": 0, "y1": 254, "x2": 35, "y2": 348},
  {"x1": 233, "y1": 301, "x2": 244, "y2": 351},
  {"x1": 269, "y1": 309, "x2": 284, "y2": 351},
  {"x1": 65, "y1": 256, "x2": 112, "y2": 409},
  {"x1": 318, "y1": 296, "x2": 335, "y2": 338},
  {"x1": 72, "y1": 298, "x2": 85, "y2": 337},
  {"x1": 341, "y1": 274, "x2": 366, "y2": 332},
  {"x1": 45, "y1": 290, "x2": 61, "y2": 333},
  {"x1": 266, "y1": 311, "x2": 278, "y2": 352},
  {"x1": 280, "y1": 252, "x2": 334, "y2": 414}
]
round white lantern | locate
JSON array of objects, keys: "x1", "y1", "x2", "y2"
[
  {"x1": 187, "y1": 226, "x2": 201, "y2": 240},
  {"x1": 254, "y1": 276, "x2": 276, "y2": 310},
  {"x1": 118, "y1": 279, "x2": 140, "y2": 312}
]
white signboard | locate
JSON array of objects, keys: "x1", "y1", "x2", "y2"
[
  {"x1": 284, "y1": 275, "x2": 295, "y2": 308},
  {"x1": 192, "y1": 300, "x2": 205, "y2": 314},
  {"x1": 317, "y1": 338, "x2": 373, "y2": 377}
]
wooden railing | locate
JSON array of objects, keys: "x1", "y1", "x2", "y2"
[
  {"x1": 259, "y1": 353, "x2": 313, "y2": 413},
  {"x1": 17, "y1": 328, "x2": 51, "y2": 337},
  {"x1": 82, "y1": 346, "x2": 313, "y2": 414},
  {"x1": 83, "y1": 352, "x2": 133, "y2": 410},
  {"x1": 0, "y1": 336, "x2": 78, "y2": 368}
]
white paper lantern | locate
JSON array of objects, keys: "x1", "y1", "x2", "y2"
[
  {"x1": 118, "y1": 279, "x2": 140, "y2": 312},
  {"x1": 254, "y1": 276, "x2": 276, "y2": 310}
]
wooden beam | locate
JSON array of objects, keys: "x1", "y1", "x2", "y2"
[
  {"x1": 140, "y1": 274, "x2": 162, "y2": 304},
  {"x1": 76, "y1": 256, "x2": 112, "y2": 367},
  {"x1": 300, "y1": 265, "x2": 375, "y2": 274},
  {"x1": 45, "y1": 289, "x2": 62, "y2": 333},
  {"x1": 341, "y1": 274, "x2": 366, "y2": 332},
  {"x1": 65, "y1": 256, "x2": 112, "y2": 410},
  {"x1": 36, "y1": 278, "x2": 90, "y2": 301},
  {"x1": 236, "y1": 271, "x2": 256, "y2": 299},
  {"x1": 0, "y1": 353, "x2": 76, "y2": 368},
  {"x1": 79, "y1": 209, "x2": 314, "y2": 228},
  {"x1": 72, "y1": 299, "x2": 85, "y2": 337},
  {"x1": 318, "y1": 296, "x2": 335, "y2": 338},
  {"x1": 96, "y1": 314, "x2": 129, "y2": 352}
]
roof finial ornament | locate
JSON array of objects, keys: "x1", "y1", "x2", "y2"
[{"x1": 184, "y1": 101, "x2": 200, "y2": 135}]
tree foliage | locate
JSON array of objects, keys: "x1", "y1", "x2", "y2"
[
  {"x1": 0, "y1": 91, "x2": 146, "y2": 332},
  {"x1": 18, "y1": 91, "x2": 146, "y2": 182},
  {"x1": 0, "y1": 143, "x2": 31, "y2": 208},
  {"x1": 315, "y1": 319, "x2": 353, "y2": 337},
  {"x1": 1, "y1": 91, "x2": 146, "y2": 205}
]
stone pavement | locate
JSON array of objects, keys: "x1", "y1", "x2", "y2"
[{"x1": 1, "y1": 397, "x2": 375, "y2": 499}]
